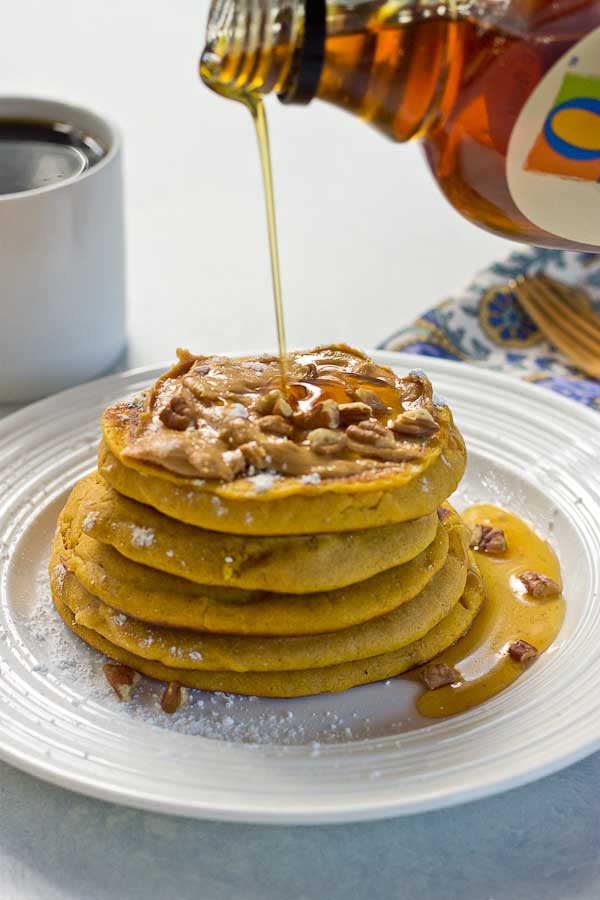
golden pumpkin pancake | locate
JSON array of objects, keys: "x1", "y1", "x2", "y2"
[
  {"x1": 52, "y1": 565, "x2": 484, "y2": 697},
  {"x1": 53, "y1": 505, "x2": 452, "y2": 635},
  {"x1": 69, "y1": 472, "x2": 439, "y2": 594},
  {"x1": 99, "y1": 345, "x2": 466, "y2": 535},
  {"x1": 52, "y1": 520, "x2": 468, "y2": 672}
]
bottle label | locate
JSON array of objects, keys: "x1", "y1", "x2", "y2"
[{"x1": 507, "y1": 26, "x2": 600, "y2": 247}]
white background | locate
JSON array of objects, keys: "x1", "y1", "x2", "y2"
[{"x1": 4, "y1": 0, "x2": 515, "y2": 363}]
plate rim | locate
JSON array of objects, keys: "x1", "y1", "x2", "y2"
[{"x1": 1, "y1": 349, "x2": 599, "y2": 824}]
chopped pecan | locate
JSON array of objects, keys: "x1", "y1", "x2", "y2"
[
  {"x1": 103, "y1": 663, "x2": 141, "y2": 701},
  {"x1": 255, "y1": 389, "x2": 291, "y2": 417},
  {"x1": 293, "y1": 399, "x2": 340, "y2": 430},
  {"x1": 161, "y1": 681, "x2": 189, "y2": 714},
  {"x1": 421, "y1": 663, "x2": 456, "y2": 690},
  {"x1": 392, "y1": 408, "x2": 439, "y2": 437},
  {"x1": 469, "y1": 524, "x2": 507, "y2": 554},
  {"x1": 308, "y1": 428, "x2": 347, "y2": 456},
  {"x1": 519, "y1": 571, "x2": 561, "y2": 598},
  {"x1": 355, "y1": 388, "x2": 389, "y2": 413},
  {"x1": 159, "y1": 394, "x2": 196, "y2": 431},
  {"x1": 346, "y1": 420, "x2": 395, "y2": 449},
  {"x1": 219, "y1": 419, "x2": 253, "y2": 447},
  {"x1": 239, "y1": 441, "x2": 270, "y2": 469},
  {"x1": 259, "y1": 415, "x2": 294, "y2": 437},
  {"x1": 273, "y1": 396, "x2": 293, "y2": 418},
  {"x1": 508, "y1": 640, "x2": 539, "y2": 663},
  {"x1": 338, "y1": 401, "x2": 372, "y2": 425}
]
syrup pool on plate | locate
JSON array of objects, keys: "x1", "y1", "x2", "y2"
[{"x1": 417, "y1": 505, "x2": 565, "y2": 718}]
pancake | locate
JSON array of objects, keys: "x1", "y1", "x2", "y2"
[
  {"x1": 99, "y1": 346, "x2": 466, "y2": 535},
  {"x1": 69, "y1": 472, "x2": 439, "y2": 593},
  {"x1": 52, "y1": 520, "x2": 468, "y2": 672},
  {"x1": 52, "y1": 565, "x2": 485, "y2": 697},
  {"x1": 53, "y1": 509, "x2": 452, "y2": 636}
]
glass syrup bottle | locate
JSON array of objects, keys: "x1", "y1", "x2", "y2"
[{"x1": 201, "y1": 0, "x2": 600, "y2": 251}]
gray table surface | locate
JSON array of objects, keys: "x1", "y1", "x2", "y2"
[{"x1": 1, "y1": 752, "x2": 599, "y2": 900}]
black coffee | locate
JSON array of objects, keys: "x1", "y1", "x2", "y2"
[{"x1": 0, "y1": 120, "x2": 106, "y2": 195}]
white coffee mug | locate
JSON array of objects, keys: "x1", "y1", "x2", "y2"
[{"x1": 0, "y1": 97, "x2": 126, "y2": 403}]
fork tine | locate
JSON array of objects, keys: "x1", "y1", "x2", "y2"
[
  {"x1": 513, "y1": 279, "x2": 600, "y2": 376},
  {"x1": 516, "y1": 277, "x2": 600, "y2": 354},
  {"x1": 536, "y1": 274, "x2": 600, "y2": 341},
  {"x1": 517, "y1": 287, "x2": 599, "y2": 362}
]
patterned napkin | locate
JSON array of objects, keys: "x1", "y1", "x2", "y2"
[{"x1": 380, "y1": 248, "x2": 600, "y2": 412}]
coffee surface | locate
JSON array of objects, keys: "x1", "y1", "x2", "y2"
[{"x1": 0, "y1": 120, "x2": 105, "y2": 194}]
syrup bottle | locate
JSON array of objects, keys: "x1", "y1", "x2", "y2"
[{"x1": 201, "y1": 0, "x2": 600, "y2": 251}]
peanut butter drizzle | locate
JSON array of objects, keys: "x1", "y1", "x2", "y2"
[
  {"x1": 122, "y1": 346, "x2": 443, "y2": 482},
  {"x1": 417, "y1": 505, "x2": 565, "y2": 719}
]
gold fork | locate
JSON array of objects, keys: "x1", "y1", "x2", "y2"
[{"x1": 512, "y1": 272, "x2": 600, "y2": 378}]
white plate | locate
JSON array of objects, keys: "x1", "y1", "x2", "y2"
[{"x1": 0, "y1": 352, "x2": 599, "y2": 824}]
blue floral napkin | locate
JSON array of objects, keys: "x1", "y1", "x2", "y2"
[{"x1": 380, "y1": 248, "x2": 600, "y2": 411}]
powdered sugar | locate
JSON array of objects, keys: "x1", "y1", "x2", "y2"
[
  {"x1": 130, "y1": 525, "x2": 155, "y2": 548},
  {"x1": 211, "y1": 495, "x2": 227, "y2": 517},
  {"x1": 300, "y1": 473, "x2": 321, "y2": 485},
  {"x1": 248, "y1": 473, "x2": 281, "y2": 494},
  {"x1": 224, "y1": 403, "x2": 248, "y2": 420},
  {"x1": 22, "y1": 570, "x2": 410, "y2": 748},
  {"x1": 241, "y1": 360, "x2": 268, "y2": 373},
  {"x1": 82, "y1": 511, "x2": 98, "y2": 532},
  {"x1": 52, "y1": 563, "x2": 67, "y2": 592}
]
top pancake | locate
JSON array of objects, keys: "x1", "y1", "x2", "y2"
[{"x1": 101, "y1": 345, "x2": 466, "y2": 534}]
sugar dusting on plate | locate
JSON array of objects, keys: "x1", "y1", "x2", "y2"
[{"x1": 23, "y1": 573, "x2": 404, "y2": 747}]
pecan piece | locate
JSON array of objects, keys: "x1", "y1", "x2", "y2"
[
  {"x1": 308, "y1": 428, "x2": 347, "y2": 456},
  {"x1": 219, "y1": 419, "x2": 253, "y2": 447},
  {"x1": 259, "y1": 415, "x2": 293, "y2": 437},
  {"x1": 161, "y1": 681, "x2": 189, "y2": 714},
  {"x1": 255, "y1": 389, "x2": 292, "y2": 417},
  {"x1": 103, "y1": 663, "x2": 141, "y2": 702},
  {"x1": 346, "y1": 420, "x2": 395, "y2": 449},
  {"x1": 508, "y1": 640, "x2": 539, "y2": 663},
  {"x1": 159, "y1": 394, "x2": 196, "y2": 431},
  {"x1": 519, "y1": 571, "x2": 561, "y2": 598},
  {"x1": 272, "y1": 396, "x2": 293, "y2": 418},
  {"x1": 239, "y1": 441, "x2": 270, "y2": 469},
  {"x1": 293, "y1": 399, "x2": 340, "y2": 430},
  {"x1": 437, "y1": 507, "x2": 451, "y2": 521},
  {"x1": 338, "y1": 401, "x2": 372, "y2": 425},
  {"x1": 421, "y1": 663, "x2": 457, "y2": 690},
  {"x1": 392, "y1": 408, "x2": 439, "y2": 437},
  {"x1": 355, "y1": 388, "x2": 389, "y2": 413},
  {"x1": 469, "y1": 524, "x2": 507, "y2": 554}
]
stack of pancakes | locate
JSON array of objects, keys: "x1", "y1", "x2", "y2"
[{"x1": 50, "y1": 346, "x2": 484, "y2": 698}]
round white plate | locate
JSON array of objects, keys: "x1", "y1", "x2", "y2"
[{"x1": 0, "y1": 352, "x2": 599, "y2": 824}]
